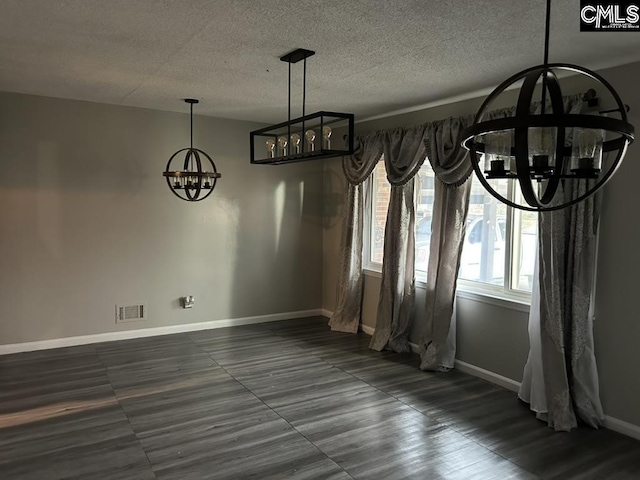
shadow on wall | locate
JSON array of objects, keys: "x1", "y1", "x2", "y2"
[
  {"x1": 228, "y1": 161, "x2": 324, "y2": 319},
  {"x1": 321, "y1": 167, "x2": 345, "y2": 229}
]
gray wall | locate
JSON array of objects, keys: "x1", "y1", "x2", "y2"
[
  {"x1": 323, "y1": 61, "x2": 640, "y2": 427},
  {"x1": 0, "y1": 92, "x2": 323, "y2": 344}
]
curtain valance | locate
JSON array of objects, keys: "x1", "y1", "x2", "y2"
[
  {"x1": 342, "y1": 131, "x2": 385, "y2": 185},
  {"x1": 424, "y1": 116, "x2": 474, "y2": 186},
  {"x1": 383, "y1": 126, "x2": 429, "y2": 185},
  {"x1": 343, "y1": 115, "x2": 473, "y2": 188}
]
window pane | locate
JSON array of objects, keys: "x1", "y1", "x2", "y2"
[
  {"x1": 459, "y1": 176, "x2": 508, "y2": 286},
  {"x1": 369, "y1": 157, "x2": 534, "y2": 299},
  {"x1": 371, "y1": 161, "x2": 390, "y2": 265},
  {"x1": 511, "y1": 193, "x2": 538, "y2": 292},
  {"x1": 415, "y1": 164, "x2": 436, "y2": 273}
]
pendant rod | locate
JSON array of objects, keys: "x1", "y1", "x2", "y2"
[
  {"x1": 541, "y1": 0, "x2": 551, "y2": 111},
  {"x1": 288, "y1": 60, "x2": 291, "y2": 155},
  {"x1": 543, "y1": 0, "x2": 551, "y2": 68},
  {"x1": 301, "y1": 57, "x2": 307, "y2": 152},
  {"x1": 303, "y1": 57, "x2": 307, "y2": 119},
  {"x1": 190, "y1": 101, "x2": 193, "y2": 150},
  {"x1": 288, "y1": 61, "x2": 291, "y2": 125}
]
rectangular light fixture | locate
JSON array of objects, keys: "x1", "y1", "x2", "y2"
[{"x1": 250, "y1": 48, "x2": 355, "y2": 165}]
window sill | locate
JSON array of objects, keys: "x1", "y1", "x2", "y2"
[
  {"x1": 455, "y1": 285, "x2": 530, "y2": 313},
  {"x1": 362, "y1": 268, "x2": 530, "y2": 313},
  {"x1": 363, "y1": 267, "x2": 382, "y2": 279}
]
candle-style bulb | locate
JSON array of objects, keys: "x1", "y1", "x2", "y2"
[
  {"x1": 572, "y1": 128, "x2": 604, "y2": 173},
  {"x1": 484, "y1": 131, "x2": 511, "y2": 174},
  {"x1": 528, "y1": 127, "x2": 556, "y2": 169}
]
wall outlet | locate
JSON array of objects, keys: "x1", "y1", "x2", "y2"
[{"x1": 181, "y1": 296, "x2": 195, "y2": 309}]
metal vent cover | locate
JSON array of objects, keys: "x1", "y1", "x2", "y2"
[{"x1": 116, "y1": 304, "x2": 146, "y2": 323}]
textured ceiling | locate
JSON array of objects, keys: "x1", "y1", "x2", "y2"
[{"x1": 2, "y1": 0, "x2": 640, "y2": 123}]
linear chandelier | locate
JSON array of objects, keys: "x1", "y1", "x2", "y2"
[
  {"x1": 461, "y1": 0, "x2": 634, "y2": 212},
  {"x1": 163, "y1": 99, "x2": 221, "y2": 202},
  {"x1": 250, "y1": 48, "x2": 355, "y2": 165}
]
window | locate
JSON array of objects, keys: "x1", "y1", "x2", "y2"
[
  {"x1": 370, "y1": 160, "x2": 391, "y2": 265},
  {"x1": 367, "y1": 160, "x2": 436, "y2": 273},
  {"x1": 365, "y1": 159, "x2": 538, "y2": 300},
  {"x1": 460, "y1": 175, "x2": 537, "y2": 296},
  {"x1": 415, "y1": 164, "x2": 436, "y2": 274}
]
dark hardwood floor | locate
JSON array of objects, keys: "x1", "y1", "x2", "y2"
[{"x1": 1, "y1": 316, "x2": 639, "y2": 479}]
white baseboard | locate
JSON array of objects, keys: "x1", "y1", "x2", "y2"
[
  {"x1": 449, "y1": 360, "x2": 640, "y2": 441},
  {"x1": 360, "y1": 324, "x2": 375, "y2": 336},
  {"x1": 453, "y1": 359, "x2": 522, "y2": 393},
  {"x1": 0, "y1": 309, "x2": 324, "y2": 356},
  {"x1": 360, "y1": 323, "x2": 421, "y2": 353},
  {"x1": 603, "y1": 415, "x2": 640, "y2": 441},
  {"x1": 321, "y1": 309, "x2": 333, "y2": 319}
]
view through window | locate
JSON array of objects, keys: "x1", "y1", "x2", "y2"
[{"x1": 367, "y1": 159, "x2": 538, "y2": 296}]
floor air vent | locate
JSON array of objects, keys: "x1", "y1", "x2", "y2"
[{"x1": 116, "y1": 304, "x2": 146, "y2": 323}]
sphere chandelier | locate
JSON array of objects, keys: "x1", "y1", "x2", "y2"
[
  {"x1": 461, "y1": 0, "x2": 634, "y2": 212},
  {"x1": 163, "y1": 99, "x2": 221, "y2": 202}
]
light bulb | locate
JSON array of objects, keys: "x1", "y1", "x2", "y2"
[
  {"x1": 305, "y1": 130, "x2": 316, "y2": 152},
  {"x1": 277, "y1": 136, "x2": 288, "y2": 156},
  {"x1": 266, "y1": 139, "x2": 276, "y2": 158},
  {"x1": 290, "y1": 133, "x2": 301, "y2": 154},
  {"x1": 322, "y1": 126, "x2": 332, "y2": 149}
]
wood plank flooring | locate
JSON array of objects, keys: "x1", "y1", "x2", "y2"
[{"x1": 1, "y1": 316, "x2": 639, "y2": 479}]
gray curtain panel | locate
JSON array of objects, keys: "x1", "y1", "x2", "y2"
[
  {"x1": 518, "y1": 94, "x2": 604, "y2": 431},
  {"x1": 369, "y1": 127, "x2": 427, "y2": 352},
  {"x1": 538, "y1": 182, "x2": 604, "y2": 431},
  {"x1": 419, "y1": 176, "x2": 471, "y2": 370},
  {"x1": 329, "y1": 133, "x2": 384, "y2": 333},
  {"x1": 419, "y1": 117, "x2": 473, "y2": 371},
  {"x1": 329, "y1": 182, "x2": 366, "y2": 333},
  {"x1": 369, "y1": 181, "x2": 416, "y2": 352},
  {"x1": 418, "y1": 99, "x2": 583, "y2": 371}
]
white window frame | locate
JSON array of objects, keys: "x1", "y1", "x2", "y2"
[
  {"x1": 363, "y1": 159, "x2": 533, "y2": 308},
  {"x1": 363, "y1": 170, "x2": 380, "y2": 273}
]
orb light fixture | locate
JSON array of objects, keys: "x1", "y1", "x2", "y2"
[
  {"x1": 461, "y1": 0, "x2": 634, "y2": 212},
  {"x1": 163, "y1": 99, "x2": 221, "y2": 202}
]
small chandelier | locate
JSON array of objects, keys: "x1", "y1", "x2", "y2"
[
  {"x1": 163, "y1": 99, "x2": 221, "y2": 202},
  {"x1": 461, "y1": 0, "x2": 634, "y2": 212},
  {"x1": 250, "y1": 48, "x2": 355, "y2": 165}
]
